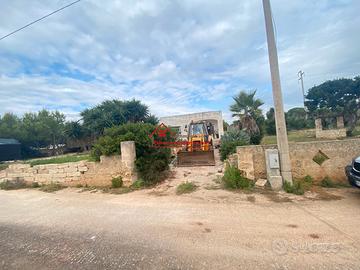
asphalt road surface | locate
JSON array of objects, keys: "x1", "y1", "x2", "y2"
[{"x1": 1, "y1": 188, "x2": 360, "y2": 270}]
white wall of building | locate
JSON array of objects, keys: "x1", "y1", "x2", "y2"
[{"x1": 159, "y1": 111, "x2": 224, "y2": 139}]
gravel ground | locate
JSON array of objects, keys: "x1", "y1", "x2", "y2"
[{"x1": 1, "y1": 185, "x2": 360, "y2": 270}]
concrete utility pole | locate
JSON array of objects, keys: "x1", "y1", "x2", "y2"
[
  {"x1": 262, "y1": 0, "x2": 293, "y2": 183},
  {"x1": 298, "y1": 70, "x2": 306, "y2": 108}
]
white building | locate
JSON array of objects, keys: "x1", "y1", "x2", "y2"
[{"x1": 159, "y1": 111, "x2": 224, "y2": 139}]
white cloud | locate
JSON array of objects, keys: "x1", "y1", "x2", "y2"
[{"x1": 0, "y1": 0, "x2": 359, "y2": 121}]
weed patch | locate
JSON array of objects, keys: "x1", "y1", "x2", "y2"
[
  {"x1": 131, "y1": 179, "x2": 145, "y2": 189},
  {"x1": 27, "y1": 154, "x2": 91, "y2": 167},
  {"x1": 111, "y1": 177, "x2": 123, "y2": 188},
  {"x1": 39, "y1": 182, "x2": 65, "y2": 193},
  {"x1": 283, "y1": 180, "x2": 305, "y2": 195},
  {"x1": 176, "y1": 182, "x2": 197, "y2": 195},
  {"x1": 320, "y1": 176, "x2": 336, "y2": 188},
  {"x1": 222, "y1": 165, "x2": 254, "y2": 190}
]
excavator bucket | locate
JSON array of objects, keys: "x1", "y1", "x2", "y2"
[{"x1": 177, "y1": 150, "x2": 215, "y2": 167}]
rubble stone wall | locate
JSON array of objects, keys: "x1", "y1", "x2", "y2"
[
  {"x1": 0, "y1": 155, "x2": 136, "y2": 187},
  {"x1": 235, "y1": 138, "x2": 360, "y2": 183}
]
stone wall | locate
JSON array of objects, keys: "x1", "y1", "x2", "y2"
[
  {"x1": 315, "y1": 117, "x2": 347, "y2": 139},
  {"x1": 0, "y1": 141, "x2": 138, "y2": 187},
  {"x1": 0, "y1": 155, "x2": 136, "y2": 187},
  {"x1": 236, "y1": 138, "x2": 360, "y2": 183}
]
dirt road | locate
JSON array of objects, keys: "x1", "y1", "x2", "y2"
[{"x1": 1, "y1": 185, "x2": 360, "y2": 270}]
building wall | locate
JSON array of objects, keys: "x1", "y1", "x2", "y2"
[
  {"x1": 159, "y1": 111, "x2": 224, "y2": 138},
  {"x1": 236, "y1": 138, "x2": 360, "y2": 183}
]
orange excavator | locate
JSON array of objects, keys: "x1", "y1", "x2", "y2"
[{"x1": 177, "y1": 121, "x2": 215, "y2": 166}]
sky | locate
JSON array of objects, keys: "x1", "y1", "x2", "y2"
[{"x1": 0, "y1": 0, "x2": 359, "y2": 122}]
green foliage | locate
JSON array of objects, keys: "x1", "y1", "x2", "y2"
[
  {"x1": 81, "y1": 99, "x2": 152, "y2": 136},
  {"x1": 230, "y1": 90, "x2": 264, "y2": 144},
  {"x1": 0, "y1": 110, "x2": 66, "y2": 158},
  {"x1": 111, "y1": 177, "x2": 123, "y2": 188},
  {"x1": 64, "y1": 121, "x2": 88, "y2": 140},
  {"x1": 0, "y1": 179, "x2": 27, "y2": 190},
  {"x1": 91, "y1": 122, "x2": 171, "y2": 184},
  {"x1": 265, "y1": 108, "x2": 276, "y2": 135},
  {"x1": 320, "y1": 177, "x2": 336, "y2": 188},
  {"x1": 26, "y1": 154, "x2": 91, "y2": 167},
  {"x1": 222, "y1": 165, "x2": 254, "y2": 190},
  {"x1": 131, "y1": 179, "x2": 145, "y2": 189},
  {"x1": 283, "y1": 180, "x2": 305, "y2": 195},
  {"x1": 305, "y1": 76, "x2": 360, "y2": 134},
  {"x1": 135, "y1": 149, "x2": 171, "y2": 184},
  {"x1": 176, "y1": 182, "x2": 197, "y2": 195},
  {"x1": 39, "y1": 182, "x2": 65, "y2": 193},
  {"x1": 302, "y1": 175, "x2": 314, "y2": 189},
  {"x1": 220, "y1": 129, "x2": 250, "y2": 161},
  {"x1": 286, "y1": 107, "x2": 314, "y2": 131}
]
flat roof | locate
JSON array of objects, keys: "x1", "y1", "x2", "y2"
[{"x1": 160, "y1": 111, "x2": 222, "y2": 119}]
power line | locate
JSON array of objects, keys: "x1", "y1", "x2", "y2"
[{"x1": 0, "y1": 0, "x2": 81, "y2": 41}]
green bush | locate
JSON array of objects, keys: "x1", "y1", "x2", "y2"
[
  {"x1": 131, "y1": 179, "x2": 145, "y2": 189},
  {"x1": 176, "y1": 182, "x2": 197, "y2": 195},
  {"x1": 222, "y1": 165, "x2": 254, "y2": 190},
  {"x1": 220, "y1": 129, "x2": 250, "y2": 161},
  {"x1": 111, "y1": 177, "x2": 123, "y2": 188},
  {"x1": 283, "y1": 180, "x2": 304, "y2": 195},
  {"x1": 321, "y1": 176, "x2": 336, "y2": 188},
  {"x1": 91, "y1": 123, "x2": 172, "y2": 185}
]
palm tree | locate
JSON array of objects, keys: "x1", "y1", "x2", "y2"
[{"x1": 230, "y1": 90, "x2": 264, "y2": 135}]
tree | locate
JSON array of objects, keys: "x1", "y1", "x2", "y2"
[
  {"x1": 22, "y1": 110, "x2": 66, "y2": 155},
  {"x1": 230, "y1": 90, "x2": 264, "y2": 144},
  {"x1": 285, "y1": 107, "x2": 314, "y2": 130},
  {"x1": 64, "y1": 121, "x2": 86, "y2": 140},
  {"x1": 144, "y1": 114, "x2": 159, "y2": 125},
  {"x1": 265, "y1": 107, "x2": 276, "y2": 135},
  {"x1": 305, "y1": 76, "x2": 360, "y2": 134},
  {"x1": 0, "y1": 113, "x2": 22, "y2": 139},
  {"x1": 81, "y1": 99, "x2": 151, "y2": 136}
]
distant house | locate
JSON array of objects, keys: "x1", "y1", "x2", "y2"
[{"x1": 0, "y1": 138, "x2": 21, "y2": 161}]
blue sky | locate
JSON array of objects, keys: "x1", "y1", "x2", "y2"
[{"x1": 0, "y1": 0, "x2": 359, "y2": 121}]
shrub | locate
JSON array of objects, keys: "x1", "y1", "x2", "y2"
[
  {"x1": 283, "y1": 180, "x2": 304, "y2": 195},
  {"x1": 220, "y1": 129, "x2": 250, "y2": 161},
  {"x1": 91, "y1": 123, "x2": 172, "y2": 185},
  {"x1": 131, "y1": 179, "x2": 145, "y2": 189},
  {"x1": 222, "y1": 165, "x2": 254, "y2": 189},
  {"x1": 176, "y1": 182, "x2": 197, "y2": 195},
  {"x1": 302, "y1": 175, "x2": 314, "y2": 190},
  {"x1": 111, "y1": 177, "x2": 123, "y2": 188},
  {"x1": 321, "y1": 176, "x2": 336, "y2": 188},
  {"x1": 0, "y1": 179, "x2": 27, "y2": 190}
]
